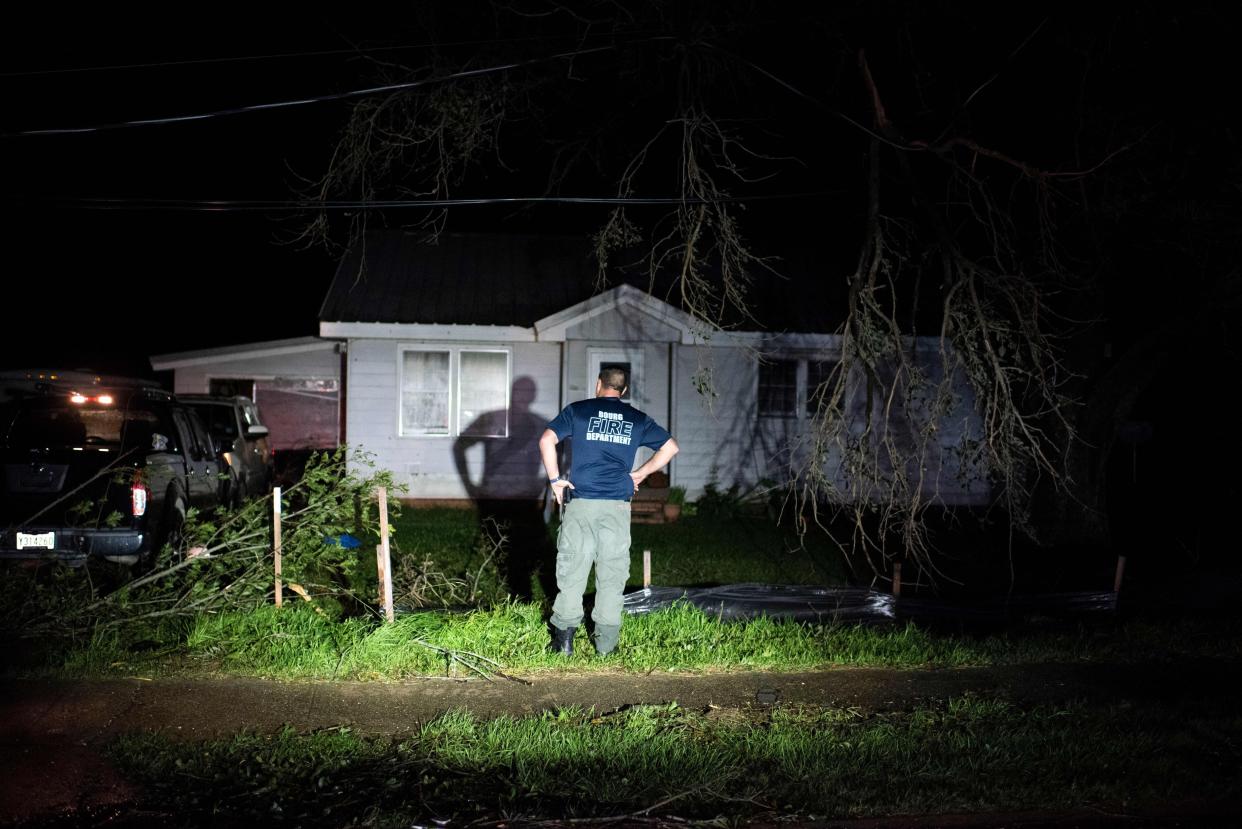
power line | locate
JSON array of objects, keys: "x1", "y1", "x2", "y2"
[
  {"x1": 0, "y1": 30, "x2": 654, "y2": 78},
  {"x1": 701, "y1": 42, "x2": 917, "y2": 153},
  {"x1": 1, "y1": 44, "x2": 426, "y2": 78},
  {"x1": 3, "y1": 41, "x2": 637, "y2": 138},
  {"x1": 39, "y1": 192, "x2": 839, "y2": 211}
]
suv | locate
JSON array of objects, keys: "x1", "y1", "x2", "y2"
[
  {"x1": 1, "y1": 377, "x2": 223, "y2": 566},
  {"x1": 179, "y1": 395, "x2": 273, "y2": 506}
]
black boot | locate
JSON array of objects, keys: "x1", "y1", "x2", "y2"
[{"x1": 549, "y1": 625, "x2": 576, "y2": 656}]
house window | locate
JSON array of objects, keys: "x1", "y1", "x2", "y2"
[
  {"x1": 759, "y1": 357, "x2": 839, "y2": 419},
  {"x1": 402, "y1": 350, "x2": 451, "y2": 435},
  {"x1": 758, "y1": 359, "x2": 799, "y2": 416},
  {"x1": 805, "y1": 359, "x2": 839, "y2": 417},
  {"x1": 400, "y1": 347, "x2": 511, "y2": 437},
  {"x1": 459, "y1": 350, "x2": 510, "y2": 437}
]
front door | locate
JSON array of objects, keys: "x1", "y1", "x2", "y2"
[
  {"x1": 586, "y1": 347, "x2": 643, "y2": 407},
  {"x1": 585, "y1": 346, "x2": 669, "y2": 469}
]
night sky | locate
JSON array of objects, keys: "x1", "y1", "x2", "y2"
[
  {"x1": 1, "y1": 4, "x2": 1237, "y2": 381},
  {"x1": 1, "y1": 13, "x2": 369, "y2": 375}
]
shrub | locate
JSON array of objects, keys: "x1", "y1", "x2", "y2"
[{"x1": 4, "y1": 447, "x2": 399, "y2": 642}]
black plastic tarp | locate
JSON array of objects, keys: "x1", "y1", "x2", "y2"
[{"x1": 622, "y1": 583, "x2": 1117, "y2": 625}]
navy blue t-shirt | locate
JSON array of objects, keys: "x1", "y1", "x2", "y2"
[{"x1": 546, "y1": 397, "x2": 672, "y2": 500}]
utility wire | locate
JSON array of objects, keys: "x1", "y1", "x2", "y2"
[
  {"x1": 3, "y1": 41, "x2": 635, "y2": 138},
  {"x1": 0, "y1": 43, "x2": 439, "y2": 78},
  {"x1": 701, "y1": 42, "x2": 917, "y2": 153},
  {"x1": 0, "y1": 29, "x2": 656, "y2": 78},
  {"x1": 39, "y1": 191, "x2": 839, "y2": 211}
]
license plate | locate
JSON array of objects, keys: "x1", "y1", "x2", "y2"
[{"x1": 16, "y1": 532, "x2": 55, "y2": 550}]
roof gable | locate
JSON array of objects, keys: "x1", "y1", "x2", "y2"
[{"x1": 534, "y1": 284, "x2": 697, "y2": 342}]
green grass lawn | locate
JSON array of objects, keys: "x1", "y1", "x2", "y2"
[
  {"x1": 20, "y1": 499, "x2": 1242, "y2": 824},
  {"x1": 11, "y1": 505, "x2": 1242, "y2": 681},
  {"x1": 387, "y1": 507, "x2": 481, "y2": 570},
  {"x1": 388, "y1": 506, "x2": 848, "y2": 593},
  {"x1": 48, "y1": 601, "x2": 1242, "y2": 681},
  {"x1": 630, "y1": 511, "x2": 846, "y2": 586},
  {"x1": 110, "y1": 695, "x2": 1242, "y2": 825}
]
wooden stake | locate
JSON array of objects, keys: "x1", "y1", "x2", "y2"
[
  {"x1": 377, "y1": 486, "x2": 394, "y2": 623},
  {"x1": 1113, "y1": 555, "x2": 1127, "y2": 594},
  {"x1": 376, "y1": 543, "x2": 387, "y2": 613},
  {"x1": 272, "y1": 486, "x2": 283, "y2": 607},
  {"x1": 643, "y1": 549, "x2": 651, "y2": 589},
  {"x1": 892, "y1": 561, "x2": 902, "y2": 597}
]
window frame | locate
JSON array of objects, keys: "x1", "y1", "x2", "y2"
[
  {"x1": 171, "y1": 410, "x2": 202, "y2": 460},
  {"x1": 757, "y1": 358, "x2": 800, "y2": 418},
  {"x1": 757, "y1": 355, "x2": 841, "y2": 421},
  {"x1": 804, "y1": 358, "x2": 840, "y2": 418},
  {"x1": 457, "y1": 348, "x2": 511, "y2": 438},
  {"x1": 185, "y1": 402, "x2": 238, "y2": 443},
  {"x1": 398, "y1": 348, "x2": 453, "y2": 437},
  {"x1": 398, "y1": 345, "x2": 512, "y2": 439},
  {"x1": 587, "y1": 347, "x2": 643, "y2": 406}
]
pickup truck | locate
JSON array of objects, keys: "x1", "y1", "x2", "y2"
[{"x1": 1, "y1": 378, "x2": 223, "y2": 567}]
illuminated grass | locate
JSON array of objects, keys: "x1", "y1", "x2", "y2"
[
  {"x1": 47, "y1": 601, "x2": 1242, "y2": 680},
  {"x1": 389, "y1": 507, "x2": 847, "y2": 589},
  {"x1": 110, "y1": 696, "x2": 1242, "y2": 825}
]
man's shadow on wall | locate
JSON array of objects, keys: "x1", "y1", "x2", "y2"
[{"x1": 453, "y1": 376, "x2": 558, "y2": 602}]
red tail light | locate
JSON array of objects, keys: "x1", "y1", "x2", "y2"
[{"x1": 131, "y1": 472, "x2": 149, "y2": 517}]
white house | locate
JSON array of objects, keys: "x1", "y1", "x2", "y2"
[{"x1": 315, "y1": 233, "x2": 990, "y2": 506}]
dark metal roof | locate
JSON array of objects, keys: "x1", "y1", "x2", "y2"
[
  {"x1": 318, "y1": 231, "x2": 844, "y2": 333},
  {"x1": 319, "y1": 233, "x2": 606, "y2": 327}
]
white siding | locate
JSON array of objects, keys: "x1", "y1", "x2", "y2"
[
  {"x1": 346, "y1": 338, "x2": 561, "y2": 498},
  {"x1": 640, "y1": 342, "x2": 671, "y2": 430},
  {"x1": 669, "y1": 342, "x2": 990, "y2": 505},
  {"x1": 338, "y1": 319, "x2": 986, "y2": 505},
  {"x1": 671, "y1": 344, "x2": 762, "y2": 497},
  {"x1": 564, "y1": 304, "x2": 681, "y2": 343},
  {"x1": 562, "y1": 341, "x2": 669, "y2": 415},
  {"x1": 563, "y1": 301, "x2": 678, "y2": 418},
  {"x1": 561, "y1": 339, "x2": 673, "y2": 471},
  {"x1": 172, "y1": 349, "x2": 340, "y2": 394}
]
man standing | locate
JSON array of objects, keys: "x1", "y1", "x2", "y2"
[{"x1": 538, "y1": 367, "x2": 679, "y2": 656}]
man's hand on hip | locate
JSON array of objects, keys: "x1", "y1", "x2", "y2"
[{"x1": 627, "y1": 438, "x2": 678, "y2": 496}]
